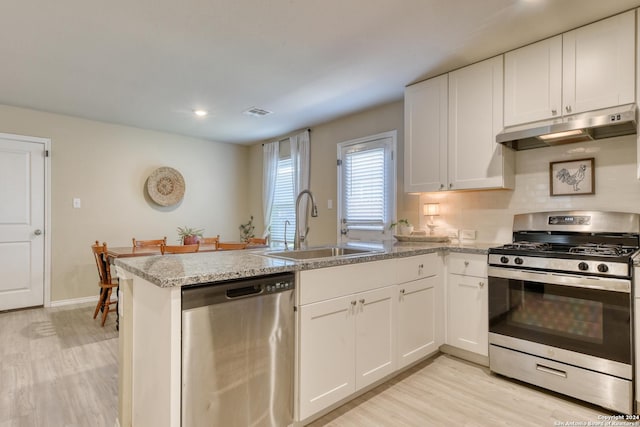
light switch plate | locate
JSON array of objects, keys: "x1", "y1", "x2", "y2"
[
  {"x1": 461, "y1": 229, "x2": 476, "y2": 240},
  {"x1": 72, "y1": 198, "x2": 81, "y2": 209},
  {"x1": 327, "y1": 199, "x2": 333, "y2": 210}
]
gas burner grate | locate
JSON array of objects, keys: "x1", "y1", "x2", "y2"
[
  {"x1": 503, "y1": 242, "x2": 552, "y2": 251},
  {"x1": 568, "y1": 243, "x2": 627, "y2": 256}
]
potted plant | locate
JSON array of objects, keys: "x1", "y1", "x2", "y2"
[
  {"x1": 239, "y1": 216, "x2": 255, "y2": 243},
  {"x1": 389, "y1": 219, "x2": 414, "y2": 235},
  {"x1": 177, "y1": 226, "x2": 204, "y2": 245}
]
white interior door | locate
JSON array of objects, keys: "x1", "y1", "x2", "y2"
[{"x1": 0, "y1": 135, "x2": 46, "y2": 310}]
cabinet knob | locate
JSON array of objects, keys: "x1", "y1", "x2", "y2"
[
  {"x1": 400, "y1": 288, "x2": 406, "y2": 295},
  {"x1": 551, "y1": 109, "x2": 557, "y2": 116},
  {"x1": 464, "y1": 261, "x2": 469, "y2": 266},
  {"x1": 34, "y1": 229, "x2": 43, "y2": 236},
  {"x1": 351, "y1": 300, "x2": 357, "y2": 306},
  {"x1": 440, "y1": 183, "x2": 445, "y2": 190},
  {"x1": 565, "y1": 105, "x2": 572, "y2": 113},
  {"x1": 359, "y1": 299, "x2": 365, "y2": 304},
  {"x1": 449, "y1": 183, "x2": 453, "y2": 189},
  {"x1": 479, "y1": 282, "x2": 485, "y2": 288}
]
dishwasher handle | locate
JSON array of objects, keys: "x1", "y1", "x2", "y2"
[
  {"x1": 226, "y1": 285, "x2": 262, "y2": 299},
  {"x1": 182, "y1": 272, "x2": 295, "y2": 310}
]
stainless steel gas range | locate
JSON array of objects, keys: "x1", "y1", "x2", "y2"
[{"x1": 488, "y1": 210, "x2": 640, "y2": 414}]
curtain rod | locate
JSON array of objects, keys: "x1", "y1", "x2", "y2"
[{"x1": 262, "y1": 128, "x2": 311, "y2": 146}]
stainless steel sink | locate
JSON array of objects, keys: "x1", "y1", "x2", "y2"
[{"x1": 264, "y1": 246, "x2": 376, "y2": 261}]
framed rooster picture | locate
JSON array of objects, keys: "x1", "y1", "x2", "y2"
[{"x1": 550, "y1": 158, "x2": 595, "y2": 196}]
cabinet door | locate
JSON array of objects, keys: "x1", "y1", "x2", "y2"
[
  {"x1": 404, "y1": 75, "x2": 448, "y2": 192},
  {"x1": 354, "y1": 286, "x2": 396, "y2": 390},
  {"x1": 448, "y1": 55, "x2": 510, "y2": 191},
  {"x1": 563, "y1": 10, "x2": 635, "y2": 115},
  {"x1": 397, "y1": 276, "x2": 442, "y2": 369},
  {"x1": 504, "y1": 36, "x2": 562, "y2": 126},
  {"x1": 298, "y1": 295, "x2": 356, "y2": 419},
  {"x1": 446, "y1": 273, "x2": 488, "y2": 356}
]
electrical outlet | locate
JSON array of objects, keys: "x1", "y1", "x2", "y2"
[
  {"x1": 448, "y1": 229, "x2": 459, "y2": 239},
  {"x1": 73, "y1": 198, "x2": 81, "y2": 209},
  {"x1": 461, "y1": 229, "x2": 476, "y2": 240}
]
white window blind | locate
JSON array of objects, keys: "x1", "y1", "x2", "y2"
[
  {"x1": 343, "y1": 147, "x2": 387, "y2": 231},
  {"x1": 269, "y1": 158, "x2": 295, "y2": 243}
]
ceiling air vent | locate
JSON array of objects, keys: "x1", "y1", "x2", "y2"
[{"x1": 243, "y1": 107, "x2": 273, "y2": 117}]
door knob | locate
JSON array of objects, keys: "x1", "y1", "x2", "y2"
[{"x1": 34, "y1": 229, "x2": 42, "y2": 236}]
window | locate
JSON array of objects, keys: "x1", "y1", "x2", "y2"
[
  {"x1": 338, "y1": 131, "x2": 396, "y2": 242},
  {"x1": 269, "y1": 157, "x2": 295, "y2": 244}
]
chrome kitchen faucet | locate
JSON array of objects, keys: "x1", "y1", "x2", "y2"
[{"x1": 294, "y1": 190, "x2": 318, "y2": 250}]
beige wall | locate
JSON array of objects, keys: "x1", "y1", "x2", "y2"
[
  {"x1": 248, "y1": 100, "x2": 417, "y2": 246},
  {"x1": 0, "y1": 105, "x2": 250, "y2": 302}
]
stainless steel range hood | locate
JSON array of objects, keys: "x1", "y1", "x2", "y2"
[{"x1": 496, "y1": 103, "x2": 637, "y2": 150}]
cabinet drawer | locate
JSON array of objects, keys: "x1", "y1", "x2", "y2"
[
  {"x1": 299, "y1": 259, "x2": 396, "y2": 305},
  {"x1": 447, "y1": 253, "x2": 487, "y2": 277},
  {"x1": 396, "y1": 253, "x2": 439, "y2": 284}
]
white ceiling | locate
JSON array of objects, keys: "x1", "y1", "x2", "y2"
[{"x1": 2, "y1": 0, "x2": 640, "y2": 145}]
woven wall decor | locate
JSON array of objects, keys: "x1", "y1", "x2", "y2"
[{"x1": 146, "y1": 167, "x2": 185, "y2": 206}]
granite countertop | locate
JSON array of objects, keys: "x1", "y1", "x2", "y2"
[{"x1": 115, "y1": 241, "x2": 499, "y2": 288}]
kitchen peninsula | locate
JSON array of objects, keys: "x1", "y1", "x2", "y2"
[{"x1": 115, "y1": 242, "x2": 492, "y2": 427}]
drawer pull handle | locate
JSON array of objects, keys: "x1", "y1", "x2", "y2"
[
  {"x1": 536, "y1": 364, "x2": 567, "y2": 378},
  {"x1": 479, "y1": 282, "x2": 485, "y2": 288},
  {"x1": 400, "y1": 289, "x2": 406, "y2": 295},
  {"x1": 359, "y1": 299, "x2": 365, "y2": 304},
  {"x1": 464, "y1": 261, "x2": 469, "y2": 266},
  {"x1": 350, "y1": 300, "x2": 357, "y2": 306}
]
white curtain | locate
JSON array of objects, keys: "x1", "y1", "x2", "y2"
[
  {"x1": 262, "y1": 141, "x2": 279, "y2": 238},
  {"x1": 290, "y1": 130, "x2": 311, "y2": 239}
]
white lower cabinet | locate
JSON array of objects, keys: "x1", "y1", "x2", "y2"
[
  {"x1": 396, "y1": 275, "x2": 441, "y2": 368},
  {"x1": 298, "y1": 294, "x2": 356, "y2": 419},
  {"x1": 395, "y1": 253, "x2": 444, "y2": 369},
  {"x1": 298, "y1": 253, "x2": 448, "y2": 421},
  {"x1": 298, "y1": 283, "x2": 396, "y2": 420},
  {"x1": 446, "y1": 253, "x2": 488, "y2": 356}
]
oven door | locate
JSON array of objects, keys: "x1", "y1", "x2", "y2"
[{"x1": 488, "y1": 267, "x2": 632, "y2": 365}]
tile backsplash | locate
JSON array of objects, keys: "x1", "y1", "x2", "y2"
[{"x1": 418, "y1": 135, "x2": 640, "y2": 244}]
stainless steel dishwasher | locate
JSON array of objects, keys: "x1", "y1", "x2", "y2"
[{"x1": 181, "y1": 272, "x2": 295, "y2": 427}]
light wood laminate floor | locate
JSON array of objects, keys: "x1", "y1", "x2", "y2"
[
  {"x1": 0, "y1": 302, "x2": 118, "y2": 427},
  {"x1": 1, "y1": 303, "x2": 612, "y2": 427},
  {"x1": 310, "y1": 354, "x2": 610, "y2": 427}
]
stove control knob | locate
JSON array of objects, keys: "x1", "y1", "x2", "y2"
[
  {"x1": 500, "y1": 256, "x2": 509, "y2": 264},
  {"x1": 514, "y1": 257, "x2": 523, "y2": 265},
  {"x1": 597, "y1": 264, "x2": 609, "y2": 273},
  {"x1": 578, "y1": 262, "x2": 589, "y2": 271}
]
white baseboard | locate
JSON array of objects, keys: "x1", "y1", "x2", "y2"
[{"x1": 49, "y1": 295, "x2": 99, "y2": 307}]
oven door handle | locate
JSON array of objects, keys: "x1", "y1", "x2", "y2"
[{"x1": 487, "y1": 267, "x2": 631, "y2": 293}]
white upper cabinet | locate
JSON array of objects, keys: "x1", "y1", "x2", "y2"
[
  {"x1": 563, "y1": 10, "x2": 635, "y2": 115},
  {"x1": 504, "y1": 10, "x2": 635, "y2": 127},
  {"x1": 448, "y1": 56, "x2": 514, "y2": 191},
  {"x1": 404, "y1": 56, "x2": 513, "y2": 193},
  {"x1": 404, "y1": 74, "x2": 448, "y2": 192},
  {"x1": 504, "y1": 36, "x2": 562, "y2": 126}
]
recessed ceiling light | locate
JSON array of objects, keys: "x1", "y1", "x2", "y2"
[{"x1": 193, "y1": 109, "x2": 208, "y2": 117}]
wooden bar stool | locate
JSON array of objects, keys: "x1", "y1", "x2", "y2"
[
  {"x1": 91, "y1": 241, "x2": 119, "y2": 327},
  {"x1": 161, "y1": 243, "x2": 200, "y2": 254},
  {"x1": 217, "y1": 242, "x2": 248, "y2": 250},
  {"x1": 200, "y1": 235, "x2": 220, "y2": 249},
  {"x1": 132, "y1": 237, "x2": 167, "y2": 247}
]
